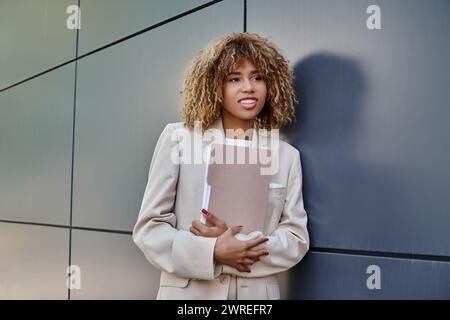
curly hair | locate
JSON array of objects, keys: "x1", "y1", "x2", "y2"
[{"x1": 180, "y1": 32, "x2": 297, "y2": 131}]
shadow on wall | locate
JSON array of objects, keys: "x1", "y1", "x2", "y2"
[
  {"x1": 283, "y1": 52, "x2": 367, "y2": 216},
  {"x1": 282, "y1": 53, "x2": 408, "y2": 298}
]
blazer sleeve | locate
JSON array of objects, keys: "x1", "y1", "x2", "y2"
[
  {"x1": 222, "y1": 149, "x2": 310, "y2": 278},
  {"x1": 132, "y1": 123, "x2": 219, "y2": 280}
]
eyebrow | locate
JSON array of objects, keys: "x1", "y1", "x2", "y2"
[{"x1": 227, "y1": 70, "x2": 261, "y2": 76}]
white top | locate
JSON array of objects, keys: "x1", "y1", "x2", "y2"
[{"x1": 225, "y1": 137, "x2": 252, "y2": 147}]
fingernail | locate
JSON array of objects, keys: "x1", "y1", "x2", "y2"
[
  {"x1": 238, "y1": 225, "x2": 244, "y2": 228},
  {"x1": 201, "y1": 208, "x2": 209, "y2": 216}
]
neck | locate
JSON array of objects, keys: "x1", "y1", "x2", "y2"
[{"x1": 222, "y1": 115, "x2": 254, "y2": 140}]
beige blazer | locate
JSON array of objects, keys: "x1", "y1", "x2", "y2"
[{"x1": 132, "y1": 117, "x2": 309, "y2": 300}]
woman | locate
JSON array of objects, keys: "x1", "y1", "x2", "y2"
[{"x1": 133, "y1": 32, "x2": 309, "y2": 300}]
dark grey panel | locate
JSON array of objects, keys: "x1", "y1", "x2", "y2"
[
  {"x1": 78, "y1": 0, "x2": 211, "y2": 55},
  {"x1": 73, "y1": 0, "x2": 243, "y2": 231},
  {"x1": 0, "y1": 223, "x2": 69, "y2": 299},
  {"x1": 289, "y1": 251, "x2": 450, "y2": 299},
  {"x1": 0, "y1": 64, "x2": 74, "y2": 225},
  {"x1": 70, "y1": 229, "x2": 160, "y2": 299},
  {"x1": 248, "y1": 0, "x2": 450, "y2": 256},
  {"x1": 0, "y1": 0, "x2": 77, "y2": 89}
]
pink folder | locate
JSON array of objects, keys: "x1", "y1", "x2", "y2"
[{"x1": 201, "y1": 143, "x2": 271, "y2": 234}]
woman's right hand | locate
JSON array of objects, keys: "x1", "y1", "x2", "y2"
[{"x1": 213, "y1": 226, "x2": 269, "y2": 273}]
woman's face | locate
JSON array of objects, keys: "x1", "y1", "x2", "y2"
[{"x1": 222, "y1": 58, "x2": 267, "y2": 125}]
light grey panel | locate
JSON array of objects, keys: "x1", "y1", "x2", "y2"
[
  {"x1": 289, "y1": 251, "x2": 450, "y2": 299},
  {"x1": 73, "y1": 0, "x2": 243, "y2": 231},
  {"x1": 78, "y1": 0, "x2": 212, "y2": 55},
  {"x1": 0, "y1": 222, "x2": 69, "y2": 299},
  {"x1": 70, "y1": 229, "x2": 160, "y2": 299},
  {"x1": 248, "y1": 0, "x2": 450, "y2": 256},
  {"x1": 0, "y1": 64, "x2": 74, "y2": 225},
  {"x1": 0, "y1": 0, "x2": 77, "y2": 89}
]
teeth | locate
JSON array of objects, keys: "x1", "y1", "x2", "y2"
[{"x1": 240, "y1": 99, "x2": 256, "y2": 104}]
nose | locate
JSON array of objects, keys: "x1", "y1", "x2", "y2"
[{"x1": 241, "y1": 78, "x2": 255, "y2": 92}]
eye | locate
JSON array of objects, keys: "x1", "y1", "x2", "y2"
[{"x1": 229, "y1": 77, "x2": 239, "y2": 82}]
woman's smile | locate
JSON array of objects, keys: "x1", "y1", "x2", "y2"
[{"x1": 238, "y1": 97, "x2": 258, "y2": 109}]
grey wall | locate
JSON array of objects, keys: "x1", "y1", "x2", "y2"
[
  {"x1": 0, "y1": 0, "x2": 243, "y2": 300},
  {"x1": 247, "y1": 0, "x2": 450, "y2": 299},
  {"x1": 1, "y1": 0, "x2": 449, "y2": 299}
]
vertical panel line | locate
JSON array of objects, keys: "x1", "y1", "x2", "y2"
[
  {"x1": 244, "y1": 0, "x2": 247, "y2": 32},
  {"x1": 68, "y1": 0, "x2": 80, "y2": 301}
]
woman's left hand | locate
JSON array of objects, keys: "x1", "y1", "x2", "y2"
[{"x1": 190, "y1": 211, "x2": 228, "y2": 238}]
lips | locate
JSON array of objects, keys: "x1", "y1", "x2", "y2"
[
  {"x1": 238, "y1": 97, "x2": 258, "y2": 103},
  {"x1": 238, "y1": 97, "x2": 258, "y2": 110}
]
